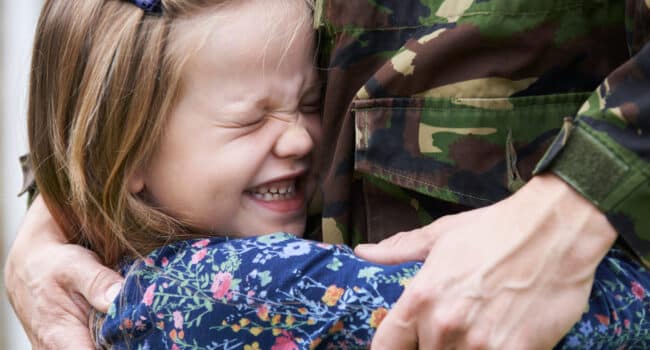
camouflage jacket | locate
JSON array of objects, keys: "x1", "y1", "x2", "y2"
[{"x1": 315, "y1": 0, "x2": 650, "y2": 266}]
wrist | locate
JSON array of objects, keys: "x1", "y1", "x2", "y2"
[{"x1": 515, "y1": 174, "x2": 617, "y2": 269}]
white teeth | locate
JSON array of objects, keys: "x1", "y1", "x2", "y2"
[
  {"x1": 249, "y1": 180, "x2": 299, "y2": 201},
  {"x1": 252, "y1": 192, "x2": 284, "y2": 201},
  {"x1": 249, "y1": 180, "x2": 297, "y2": 197}
]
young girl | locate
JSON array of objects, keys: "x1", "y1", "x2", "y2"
[
  {"x1": 26, "y1": 0, "x2": 650, "y2": 349},
  {"x1": 29, "y1": 0, "x2": 420, "y2": 348}
]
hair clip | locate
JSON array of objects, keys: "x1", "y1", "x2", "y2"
[{"x1": 128, "y1": 0, "x2": 163, "y2": 14}]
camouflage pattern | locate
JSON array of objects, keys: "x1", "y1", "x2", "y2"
[{"x1": 315, "y1": 0, "x2": 650, "y2": 265}]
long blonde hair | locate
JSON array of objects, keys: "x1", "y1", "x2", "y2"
[{"x1": 28, "y1": 0, "x2": 313, "y2": 267}]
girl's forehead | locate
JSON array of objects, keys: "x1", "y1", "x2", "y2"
[
  {"x1": 168, "y1": 0, "x2": 317, "y2": 110},
  {"x1": 169, "y1": 0, "x2": 313, "y2": 58},
  {"x1": 170, "y1": 0, "x2": 315, "y2": 84}
]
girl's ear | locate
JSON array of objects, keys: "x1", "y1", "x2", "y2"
[{"x1": 128, "y1": 169, "x2": 146, "y2": 194}]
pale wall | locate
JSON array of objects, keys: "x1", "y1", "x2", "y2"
[{"x1": 1, "y1": 1, "x2": 42, "y2": 349}]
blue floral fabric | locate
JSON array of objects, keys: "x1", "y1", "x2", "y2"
[{"x1": 95, "y1": 233, "x2": 650, "y2": 349}]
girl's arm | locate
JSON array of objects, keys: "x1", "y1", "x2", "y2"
[{"x1": 97, "y1": 233, "x2": 421, "y2": 349}]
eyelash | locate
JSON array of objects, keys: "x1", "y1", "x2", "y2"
[
  {"x1": 241, "y1": 117, "x2": 267, "y2": 128},
  {"x1": 300, "y1": 104, "x2": 321, "y2": 114}
]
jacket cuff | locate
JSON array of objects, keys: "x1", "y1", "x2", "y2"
[{"x1": 534, "y1": 119, "x2": 650, "y2": 265}]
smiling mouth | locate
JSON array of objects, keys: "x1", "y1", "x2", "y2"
[
  {"x1": 247, "y1": 179, "x2": 298, "y2": 201},
  {"x1": 245, "y1": 177, "x2": 306, "y2": 214}
]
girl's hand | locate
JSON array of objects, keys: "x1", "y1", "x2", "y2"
[
  {"x1": 356, "y1": 174, "x2": 617, "y2": 349},
  {"x1": 4, "y1": 196, "x2": 124, "y2": 349}
]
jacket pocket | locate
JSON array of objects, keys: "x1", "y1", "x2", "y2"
[{"x1": 353, "y1": 93, "x2": 590, "y2": 207}]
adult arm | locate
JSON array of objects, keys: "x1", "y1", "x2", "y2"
[
  {"x1": 356, "y1": 4, "x2": 650, "y2": 348},
  {"x1": 357, "y1": 174, "x2": 617, "y2": 349},
  {"x1": 4, "y1": 196, "x2": 124, "y2": 349}
]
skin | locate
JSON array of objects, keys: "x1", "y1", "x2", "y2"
[
  {"x1": 4, "y1": 196, "x2": 123, "y2": 349},
  {"x1": 131, "y1": 0, "x2": 322, "y2": 237},
  {"x1": 357, "y1": 174, "x2": 617, "y2": 349},
  {"x1": 5, "y1": 1, "x2": 320, "y2": 348},
  {"x1": 5, "y1": 3, "x2": 616, "y2": 350},
  {"x1": 7, "y1": 174, "x2": 615, "y2": 349}
]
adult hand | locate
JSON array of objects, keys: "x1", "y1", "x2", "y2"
[
  {"x1": 356, "y1": 174, "x2": 617, "y2": 349},
  {"x1": 4, "y1": 196, "x2": 124, "y2": 349}
]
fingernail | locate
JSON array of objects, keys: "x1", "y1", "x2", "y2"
[
  {"x1": 105, "y1": 283, "x2": 122, "y2": 302},
  {"x1": 355, "y1": 244, "x2": 373, "y2": 251}
]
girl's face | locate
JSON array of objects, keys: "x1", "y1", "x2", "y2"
[{"x1": 132, "y1": 1, "x2": 321, "y2": 237}]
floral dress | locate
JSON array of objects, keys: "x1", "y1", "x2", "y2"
[{"x1": 94, "y1": 233, "x2": 650, "y2": 349}]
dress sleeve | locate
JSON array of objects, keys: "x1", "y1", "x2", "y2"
[
  {"x1": 534, "y1": 0, "x2": 650, "y2": 265},
  {"x1": 96, "y1": 234, "x2": 422, "y2": 349}
]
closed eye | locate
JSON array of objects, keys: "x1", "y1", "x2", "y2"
[
  {"x1": 300, "y1": 103, "x2": 321, "y2": 114},
  {"x1": 213, "y1": 117, "x2": 266, "y2": 129}
]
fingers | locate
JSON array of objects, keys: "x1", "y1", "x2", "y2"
[
  {"x1": 354, "y1": 226, "x2": 437, "y2": 264},
  {"x1": 66, "y1": 249, "x2": 124, "y2": 312},
  {"x1": 6, "y1": 194, "x2": 119, "y2": 348},
  {"x1": 370, "y1": 295, "x2": 418, "y2": 350}
]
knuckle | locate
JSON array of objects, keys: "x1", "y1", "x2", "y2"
[
  {"x1": 85, "y1": 266, "x2": 117, "y2": 294},
  {"x1": 432, "y1": 309, "x2": 464, "y2": 333},
  {"x1": 388, "y1": 230, "x2": 413, "y2": 247},
  {"x1": 406, "y1": 284, "x2": 434, "y2": 308},
  {"x1": 465, "y1": 329, "x2": 491, "y2": 350}
]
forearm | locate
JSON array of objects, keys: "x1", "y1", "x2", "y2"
[{"x1": 534, "y1": 2, "x2": 650, "y2": 265}]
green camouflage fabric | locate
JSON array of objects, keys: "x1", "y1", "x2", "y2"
[{"x1": 315, "y1": 0, "x2": 650, "y2": 266}]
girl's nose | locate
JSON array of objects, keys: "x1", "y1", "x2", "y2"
[{"x1": 273, "y1": 118, "x2": 314, "y2": 159}]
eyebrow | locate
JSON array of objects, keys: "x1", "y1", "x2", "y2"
[{"x1": 252, "y1": 80, "x2": 323, "y2": 111}]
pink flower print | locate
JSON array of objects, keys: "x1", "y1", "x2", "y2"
[
  {"x1": 144, "y1": 257, "x2": 155, "y2": 266},
  {"x1": 246, "y1": 290, "x2": 256, "y2": 304},
  {"x1": 632, "y1": 281, "x2": 645, "y2": 300},
  {"x1": 161, "y1": 257, "x2": 169, "y2": 267},
  {"x1": 143, "y1": 283, "x2": 156, "y2": 306},
  {"x1": 171, "y1": 345, "x2": 180, "y2": 350},
  {"x1": 193, "y1": 239, "x2": 210, "y2": 248},
  {"x1": 191, "y1": 248, "x2": 208, "y2": 264},
  {"x1": 271, "y1": 332, "x2": 299, "y2": 350},
  {"x1": 173, "y1": 311, "x2": 184, "y2": 329},
  {"x1": 257, "y1": 304, "x2": 270, "y2": 321},
  {"x1": 211, "y1": 272, "x2": 233, "y2": 299}
]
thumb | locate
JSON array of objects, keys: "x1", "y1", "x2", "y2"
[
  {"x1": 68, "y1": 252, "x2": 124, "y2": 312},
  {"x1": 354, "y1": 228, "x2": 436, "y2": 264}
]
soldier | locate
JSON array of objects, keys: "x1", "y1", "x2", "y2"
[
  {"x1": 315, "y1": 1, "x2": 650, "y2": 348},
  {"x1": 5, "y1": 0, "x2": 650, "y2": 349}
]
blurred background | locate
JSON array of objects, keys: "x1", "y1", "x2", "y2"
[{"x1": 1, "y1": 0, "x2": 42, "y2": 348}]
